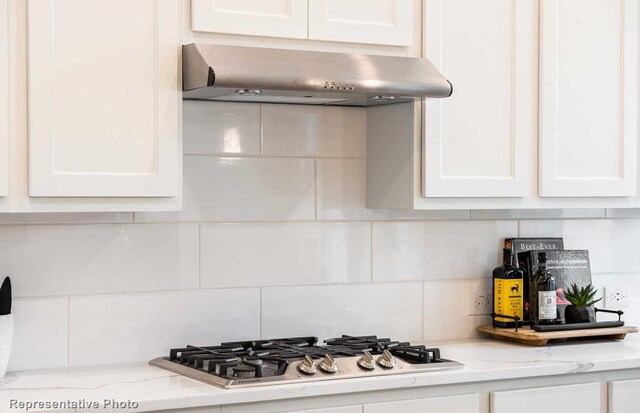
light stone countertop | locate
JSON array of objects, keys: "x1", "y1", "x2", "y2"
[{"x1": 2, "y1": 338, "x2": 640, "y2": 412}]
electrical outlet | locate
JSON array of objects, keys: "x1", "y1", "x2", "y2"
[
  {"x1": 604, "y1": 286, "x2": 630, "y2": 308},
  {"x1": 467, "y1": 292, "x2": 492, "y2": 316}
]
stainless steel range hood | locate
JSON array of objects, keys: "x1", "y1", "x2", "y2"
[{"x1": 182, "y1": 44, "x2": 453, "y2": 107}]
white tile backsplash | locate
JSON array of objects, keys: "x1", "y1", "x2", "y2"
[
  {"x1": 136, "y1": 156, "x2": 315, "y2": 222},
  {"x1": 183, "y1": 101, "x2": 260, "y2": 155},
  {"x1": 201, "y1": 222, "x2": 371, "y2": 288},
  {"x1": 262, "y1": 104, "x2": 366, "y2": 157},
  {"x1": 8, "y1": 296, "x2": 68, "y2": 371},
  {"x1": 0, "y1": 213, "x2": 133, "y2": 224},
  {"x1": 605, "y1": 208, "x2": 640, "y2": 218},
  {"x1": 372, "y1": 221, "x2": 517, "y2": 281},
  {"x1": 261, "y1": 283, "x2": 423, "y2": 342},
  {"x1": 471, "y1": 209, "x2": 606, "y2": 220},
  {"x1": 0, "y1": 224, "x2": 198, "y2": 297},
  {"x1": 519, "y1": 219, "x2": 640, "y2": 274},
  {"x1": 316, "y1": 159, "x2": 470, "y2": 221},
  {"x1": 592, "y1": 273, "x2": 640, "y2": 326},
  {"x1": 68, "y1": 289, "x2": 260, "y2": 366},
  {"x1": 423, "y1": 279, "x2": 492, "y2": 341},
  {"x1": 7, "y1": 101, "x2": 640, "y2": 372}
]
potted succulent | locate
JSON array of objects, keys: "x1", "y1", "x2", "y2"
[{"x1": 563, "y1": 283, "x2": 602, "y2": 324}]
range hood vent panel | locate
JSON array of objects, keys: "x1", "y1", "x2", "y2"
[{"x1": 182, "y1": 44, "x2": 452, "y2": 107}]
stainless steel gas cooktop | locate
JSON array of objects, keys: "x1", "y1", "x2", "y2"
[{"x1": 149, "y1": 335, "x2": 464, "y2": 388}]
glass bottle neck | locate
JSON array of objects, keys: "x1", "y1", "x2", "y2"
[{"x1": 503, "y1": 251, "x2": 514, "y2": 266}]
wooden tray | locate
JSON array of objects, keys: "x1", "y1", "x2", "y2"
[{"x1": 477, "y1": 325, "x2": 639, "y2": 346}]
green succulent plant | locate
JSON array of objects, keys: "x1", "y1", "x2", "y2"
[{"x1": 564, "y1": 283, "x2": 602, "y2": 307}]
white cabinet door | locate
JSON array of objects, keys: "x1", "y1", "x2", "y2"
[
  {"x1": 610, "y1": 379, "x2": 640, "y2": 413},
  {"x1": 365, "y1": 394, "x2": 480, "y2": 413},
  {"x1": 288, "y1": 407, "x2": 361, "y2": 413},
  {"x1": 27, "y1": 0, "x2": 181, "y2": 197},
  {"x1": 491, "y1": 383, "x2": 599, "y2": 413},
  {"x1": 423, "y1": 0, "x2": 535, "y2": 197},
  {"x1": 539, "y1": 0, "x2": 638, "y2": 197},
  {"x1": 192, "y1": 0, "x2": 308, "y2": 39},
  {"x1": 0, "y1": 0, "x2": 8, "y2": 197},
  {"x1": 308, "y1": 0, "x2": 413, "y2": 46}
]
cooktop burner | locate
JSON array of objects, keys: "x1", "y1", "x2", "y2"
[{"x1": 149, "y1": 335, "x2": 464, "y2": 388}]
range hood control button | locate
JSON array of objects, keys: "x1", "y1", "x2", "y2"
[{"x1": 236, "y1": 89, "x2": 261, "y2": 96}]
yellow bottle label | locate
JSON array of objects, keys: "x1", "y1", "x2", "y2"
[{"x1": 494, "y1": 278, "x2": 524, "y2": 323}]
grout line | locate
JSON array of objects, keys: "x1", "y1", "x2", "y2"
[
  {"x1": 421, "y1": 282, "x2": 426, "y2": 341},
  {"x1": 125, "y1": 218, "x2": 481, "y2": 225},
  {"x1": 66, "y1": 295, "x2": 71, "y2": 367},
  {"x1": 14, "y1": 280, "x2": 449, "y2": 301},
  {"x1": 259, "y1": 288, "x2": 263, "y2": 339},
  {"x1": 314, "y1": 158, "x2": 318, "y2": 221},
  {"x1": 370, "y1": 222, "x2": 374, "y2": 282},
  {"x1": 182, "y1": 153, "x2": 366, "y2": 160},
  {"x1": 259, "y1": 104, "x2": 264, "y2": 155},
  {"x1": 1, "y1": 215, "x2": 621, "y2": 227},
  {"x1": 197, "y1": 224, "x2": 202, "y2": 289}
]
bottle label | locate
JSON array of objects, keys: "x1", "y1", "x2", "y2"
[
  {"x1": 538, "y1": 291, "x2": 557, "y2": 320},
  {"x1": 494, "y1": 278, "x2": 523, "y2": 323}
]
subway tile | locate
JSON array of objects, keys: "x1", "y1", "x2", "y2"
[
  {"x1": 262, "y1": 104, "x2": 366, "y2": 157},
  {"x1": 605, "y1": 208, "x2": 640, "y2": 218},
  {"x1": 261, "y1": 283, "x2": 423, "y2": 342},
  {"x1": 372, "y1": 221, "x2": 517, "y2": 281},
  {"x1": 201, "y1": 223, "x2": 371, "y2": 288},
  {"x1": 0, "y1": 213, "x2": 132, "y2": 224},
  {"x1": 0, "y1": 224, "x2": 198, "y2": 297},
  {"x1": 317, "y1": 158, "x2": 470, "y2": 221},
  {"x1": 69, "y1": 289, "x2": 260, "y2": 366},
  {"x1": 470, "y1": 209, "x2": 605, "y2": 220},
  {"x1": 423, "y1": 279, "x2": 491, "y2": 341},
  {"x1": 519, "y1": 219, "x2": 640, "y2": 274},
  {"x1": 8, "y1": 297, "x2": 68, "y2": 371},
  {"x1": 135, "y1": 156, "x2": 315, "y2": 222},
  {"x1": 183, "y1": 101, "x2": 260, "y2": 155}
]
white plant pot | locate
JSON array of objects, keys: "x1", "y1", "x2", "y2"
[{"x1": 0, "y1": 314, "x2": 13, "y2": 379}]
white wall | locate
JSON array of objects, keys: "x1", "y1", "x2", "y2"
[{"x1": 4, "y1": 101, "x2": 640, "y2": 372}]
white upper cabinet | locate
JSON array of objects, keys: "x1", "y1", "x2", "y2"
[
  {"x1": 27, "y1": 0, "x2": 181, "y2": 197},
  {"x1": 491, "y1": 383, "x2": 600, "y2": 413},
  {"x1": 539, "y1": 0, "x2": 638, "y2": 197},
  {"x1": 423, "y1": 0, "x2": 535, "y2": 197},
  {"x1": 0, "y1": 0, "x2": 8, "y2": 197},
  {"x1": 191, "y1": 0, "x2": 308, "y2": 39},
  {"x1": 308, "y1": 0, "x2": 414, "y2": 46},
  {"x1": 190, "y1": 0, "x2": 414, "y2": 47}
]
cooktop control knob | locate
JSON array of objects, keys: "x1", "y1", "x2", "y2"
[
  {"x1": 357, "y1": 351, "x2": 375, "y2": 370},
  {"x1": 319, "y1": 354, "x2": 338, "y2": 373},
  {"x1": 298, "y1": 355, "x2": 318, "y2": 374},
  {"x1": 376, "y1": 349, "x2": 396, "y2": 369}
]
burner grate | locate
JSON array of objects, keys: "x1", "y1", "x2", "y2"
[{"x1": 151, "y1": 335, "x2": 463, "y2": 387}]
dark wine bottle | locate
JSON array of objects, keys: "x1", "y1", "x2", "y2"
[
  {"x1": 530, "y1": 252, "x2": 557, "y2": 325},
  {"x1": 492, "y1": 248, "x2": 524, "y2": 328}
]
